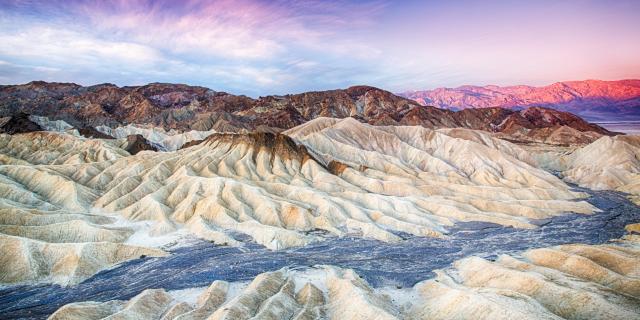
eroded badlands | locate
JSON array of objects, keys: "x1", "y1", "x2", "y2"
[
  {"x1": 50, "y1": 224, "x2": 640, "y2": 320},
  {"x1": 530, "y1": 134, "x2": 640, "y2": 205},
  {"x1": 0, "y1": 118, "x2": 600, "y2": 287}
]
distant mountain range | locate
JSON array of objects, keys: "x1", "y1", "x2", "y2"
[
  {"x1": 400, "y1": 79, "x2": 640, "y2": 121},
  {"x1": 0, "y1": 81, "x2": 614, "y2": 145}
]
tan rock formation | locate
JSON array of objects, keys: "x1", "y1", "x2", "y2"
[
  {"x1": 0, "y1": 120, "x2": 597, "y2": 285},
  {"x1": 51, "y1": 225, "x2": 640, "y2": 319}
]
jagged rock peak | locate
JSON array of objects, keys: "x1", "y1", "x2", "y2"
[
  {"x1": 123, "y1": 134, "x2": 158, "y2": 155},
  {"x1": 202, "y1": 132, "x2": 315, "y2": 164}
]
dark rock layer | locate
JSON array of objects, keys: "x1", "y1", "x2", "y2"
[
  {"x1": 0, "y1": 112, "x2": 42, "y2": 134},
  {"x1": 123, "y1": 134, "x2": 157, "y2": 155}
]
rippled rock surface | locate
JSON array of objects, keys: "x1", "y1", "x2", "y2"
[
  {"x1": 0, "y1": 120, "x2": 599, "y2": 288},
  {"x1": 0, "y1": 188, "x2": 638, "y2": 319},
  {"x1": 0, "y1": 116, "x2": 638, "y2": 319},
  {"x1": 44, "y1": 222, "x2": 640, "y2": 320}
]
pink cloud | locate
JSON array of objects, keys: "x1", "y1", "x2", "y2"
[{"x1": 61, "y1": 0, "x2": 385, "y2": 60}]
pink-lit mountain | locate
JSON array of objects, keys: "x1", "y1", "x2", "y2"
[{"x1": 400, "y1": 79, "x2": 640, "y2": 121}]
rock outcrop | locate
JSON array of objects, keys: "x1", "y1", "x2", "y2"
[
  {"x1": 0, "y1": 112, "x2": 42, "y2": 134},
  {"x1": 78, "y1": 126, "x2": 114, "y2": 139},
  {"x1": 121, "y1": 134, "x2": 158, "y2": 155},
  {"x1": 29, "y1": 115, "x2": 74, "y2": 133}
]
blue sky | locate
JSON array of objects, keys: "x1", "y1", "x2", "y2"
[{"x1": 1, "y1": 0, "x2": 639, "y2": 96}]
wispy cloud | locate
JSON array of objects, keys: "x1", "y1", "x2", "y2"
[
  {"x1": 0, "y1": 0, "x2": 389, "y2": 95},
  {"x1": 0, "y1": 26, "x2": 164, "y2": 67},
  {"x1": 0, "y1": 0, "x2": 638, "y2": 95}
]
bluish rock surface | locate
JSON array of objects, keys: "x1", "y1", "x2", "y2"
[{"x1": 0, "y1": 188, "x2": 638, "y2": 319}]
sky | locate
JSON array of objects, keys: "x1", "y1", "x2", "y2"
[{"x1": 0, "y1": 0, "x2": 639, "y2": 96}]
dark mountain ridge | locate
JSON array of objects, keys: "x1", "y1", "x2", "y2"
[{"x1": 0, "y1": 81, "x2": 614, "y2": 144}]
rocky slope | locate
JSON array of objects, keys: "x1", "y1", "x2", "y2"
[
  {"x1": 412, "y1": 225, "x2": 640, "y2": 320},
  {"x1": 120, "y1": 134, "x2": 158, "y2": 155},
  {"x1": 533, "y1": 134, "x2": 640, "y2": 205},
  {"x1": 0, "y1": 112, "x2": 42, "y2": 134},
  {"x1": 96, "y1": 124, "x2": 216, "y2": 151},
  {"x1": 0, "y1": 132, "x2": 166, "y2": 285},
  {"x1": 0, "y1": 131, "x2": 128, "y2": 165},
  {"x1": 401, "y1": 79, "x2": 640, "y2": 121},
  {"x1": 0, "y1": 119, "x2": 596, "y2": 285},
  {"x1": 0, "y1": 81, "x2": 613, "y2": 145},
  {"x1": 50, "y1": 224, "x2": 640, "y2": 320},
  {"x1": 24, "y1": 113, "x2": 208, "y2": 151}
]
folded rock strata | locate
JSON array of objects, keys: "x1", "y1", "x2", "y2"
[
  {"x1": 532, "y1": 135, "x2": 640, "y2": 205},
  {"x1": 49, "y1": 267, "x2": 393, "y2": 320},
  {"x1": 0, "y1": 133, "x2": 166, "y2": 285},
  {"x1": 562, "y1": 135, "x2": 640, "y2": 189},
  {"x1": 0, "y1": 131, "x2": 128, "y2": 165},
  {"x1": 96, "y1": 124, "x2": 216, "y2": 151},
  {"x1": 0, "y1": 119, "x2": 596, "y2": 285},
  {"x1": 0, "y1": 234, "x2": 166, "y2": 285},
  {"x1": 411, "y1": 228, "x2": 640, "y2": 319}
]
